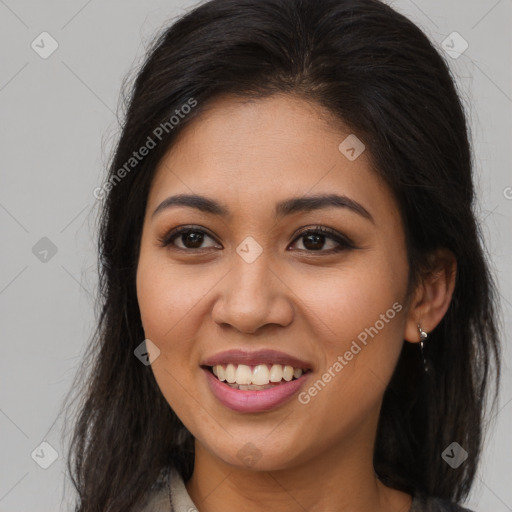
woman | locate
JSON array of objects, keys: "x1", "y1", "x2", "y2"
[{"x1": 66, "y1": 0, "x2": 501, "y2": 510}]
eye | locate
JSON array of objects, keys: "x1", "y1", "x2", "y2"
[
  {"x1": 289, "y1": 226, "x2": 355, "y2": 253},
  {"x1": 159, "y1": 225, "x2": 221, "y2": 251},
  {"x1": 159, "y1": 224, "x2": 355, "y2": 254}
]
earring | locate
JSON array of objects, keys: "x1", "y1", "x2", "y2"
[{"x1": 418, "y1": 323, "x2": 430, "y2": 373}]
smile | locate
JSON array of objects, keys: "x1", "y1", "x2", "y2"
[
  {"x1": 208, "y1": 363, "x2": 307, "y2": 389},
  {"x1": 202, "y1": 365, "x2": 312, "y2": 413}
]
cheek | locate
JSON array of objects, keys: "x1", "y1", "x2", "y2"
[
  {"x1": 136, "y1": 254, "x2": 207, "y2": 421},
  {"x1": 136, "y1": 253, "x2": 211, "y2": 341},
  {"x1": 288, "y1": 255, "x2": 407, "y2": 413},
  {"x1": 135, "y1": 251, "x2": 219, "y2": 404},
  {"x1": 290, "y1": 254, "x2": 407, "y2": 347}
]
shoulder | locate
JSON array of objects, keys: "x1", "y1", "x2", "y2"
[
  {"x1": 139, "y1": 466, "x2": 198, "y2": 512},
  {"x1": 410, "y1": 491, "x2": 475, "y2": 512}
]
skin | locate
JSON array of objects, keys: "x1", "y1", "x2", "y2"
[{"x1": 136, "y1": 93, "x2": 456, "y2": 512}]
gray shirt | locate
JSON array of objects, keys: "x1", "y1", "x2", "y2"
[{"x1": 139, "y1": 467, "x2": 474, "y2": 512}]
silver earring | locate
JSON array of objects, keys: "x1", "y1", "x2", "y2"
[{"x1": 418, "y1": 324, "x2": 430, "y2": 373}]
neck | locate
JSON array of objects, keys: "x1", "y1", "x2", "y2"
[{"x1": 185, "y1": 411, "x2": 412, "y2": 512}]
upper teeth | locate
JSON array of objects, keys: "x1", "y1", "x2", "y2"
[{"x1": 212, "y1": 364, "x2": 304, "y2": 385}]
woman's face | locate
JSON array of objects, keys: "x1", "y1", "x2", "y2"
[{"x1": 136, "y1": 93, "x2": 412, "y2": 471}]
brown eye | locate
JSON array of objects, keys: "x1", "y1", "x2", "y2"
[
  {"x1": 295, "y1": 233, "x2": 336, "y2": 251},
  {"x1": 289, "y1": 226, "x2": 354, "y2": 253},
  {"x1": 160, "y1": 226, "x2": 221, "y2": 251},
  {"x1": 175, "y1": 230, "x2": 207, "y2": 249}
]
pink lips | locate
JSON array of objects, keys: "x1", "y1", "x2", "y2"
[
  {"x1": 201, "y1": 349, "x2": 313, "y2": 413},
  {"x1": 203, "y1": 368, "x2": 310, "y2": 413},
  {"x1": 201, "y1": 349, "x2": 312, "y2": 370}
]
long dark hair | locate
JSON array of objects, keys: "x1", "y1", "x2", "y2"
[{"x1": 64, "y1": 0, "x2": 501, "y2": 510}]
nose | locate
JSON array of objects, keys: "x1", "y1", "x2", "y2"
[{"x1": 211, "y1": 252, "x2": 294, "y2": 334}]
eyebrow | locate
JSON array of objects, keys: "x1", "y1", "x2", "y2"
[{"x1": 152, "y1": 193, "x2": 374, "y2": 223}]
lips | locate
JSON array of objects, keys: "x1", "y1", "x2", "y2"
[
  {"x1": 200, "y1": 349, "x2": 313, "y2": 413},
  {"x1": 201, "y1": 349, "x2": 313, "y2": 370},
  {"x1": 202, "y1": 366, "x2": 311, "y2": 413}
]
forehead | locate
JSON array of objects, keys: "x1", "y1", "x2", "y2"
[{"x1": 147, "y1": 93, "x2": 397, "y2": 224}]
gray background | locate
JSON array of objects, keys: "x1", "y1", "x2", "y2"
[{"x1": 0, "y1": 0, "x2": 510, "y2": 511}]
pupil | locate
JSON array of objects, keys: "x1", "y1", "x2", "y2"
[
  {"x1": 183, "y1": 231, "x2": 203, "y2": 248},
  {"x1": 304, "y1": 234, "x2": 324, "y2": 250}
]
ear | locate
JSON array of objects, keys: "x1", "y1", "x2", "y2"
[{"x1": 404, "y1": 248, "x2": 457, "y2": 343}]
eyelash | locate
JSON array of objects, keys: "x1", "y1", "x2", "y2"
[{"x1": 158, "y1": 224, "x2": 355, "y2": 254}]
